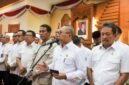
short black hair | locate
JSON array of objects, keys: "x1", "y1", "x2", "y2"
[
  {"x1": 18, "y1": 30, "x2": 26, "y2": 36},
  {"x1": 40, "y1": 24, "x2": 52, "y2": 33},
  {"x1": 92, "y1": 31, "x2": 100, "y2": 39},
  {"x1": 116, "y1": 25, "x2": 122, "y2": 34},
  {"x1": 27, "y1": 30, "x2": 36, "y2": 37},
  {"x1": 102, "y1": 22, "x2": 118, "y2": 35},
  {"x1": 72, "y1": 35, "x2": 81, "y2": 45}
]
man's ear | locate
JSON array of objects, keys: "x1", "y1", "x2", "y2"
[{"x1": 114, "y1": 33, "x2": 117, "y2": 37}]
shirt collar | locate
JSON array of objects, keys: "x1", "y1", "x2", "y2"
[
  {"x1": 99, "y1": 41, "x2": 117, "y2": 50},
  {"x1": 26, "y1": 41, "x2": 36, "y2": 47},
  {"x1": 18, "y1": 41, "x2": 26, "y2": 45},
  {"x1": 41, "y1": 38, "x2": 53, "y2": 46},
  {"x1": 61, "y1": 41, "x2": 73, "y2": 50}
]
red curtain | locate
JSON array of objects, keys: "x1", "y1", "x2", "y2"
[
  {"x1": 4, "y1": 6, "x2": 26, "y2": 16},
  {"x1": 1, "y1": 5, "x2": 49, "y2": 17},
  {"x1": 31, "y1": 6, "x2": 49, "y2": 14}
]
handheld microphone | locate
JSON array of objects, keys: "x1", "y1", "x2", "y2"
[{"x1": 42, "y1": 39, "x2": 58, "y2": 46}]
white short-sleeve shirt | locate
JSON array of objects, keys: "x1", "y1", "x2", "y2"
[
  {"x1": 19, "y1": 42, "x2": 39, "y2": 76},
  {"x1": 87, "y1": 42, "x2": 129, "y2": 85},
  {"x1": 0, "y1": 43, "x2": 12, "y2": 71}
]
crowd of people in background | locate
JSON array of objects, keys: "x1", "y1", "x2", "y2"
[{"x1": 0, "y1": 22, "x2": 129, "y2": 85}]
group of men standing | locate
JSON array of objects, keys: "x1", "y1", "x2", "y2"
[{"x1": 0, "y1": 22, "x2": 129, "y2": 85}]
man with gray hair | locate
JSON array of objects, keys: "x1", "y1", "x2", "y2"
[{"x1": 37, "y1": 25, "x2": 85, "y2": 85}]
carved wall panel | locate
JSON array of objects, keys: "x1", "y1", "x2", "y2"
[{"x1": 71, "y1": 3, "x2": 94, "y2": 48}]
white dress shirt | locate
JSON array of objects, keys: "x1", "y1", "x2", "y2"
[
  {"x1": 50, "y1": 41, "x2": 85, "y2": 85},
  {"x1": 18, "y1": 42, "x2": 39, "y2": 76},
  {"x1": 8, "y1": 43, "x2": 18, "y2": 67},
  {"x1": 80, "y1": 44, "x2": 92, "y2": 84},
  {"x1": 0, "y1": 43, "x2": 12, "y2": 71},
  {"x1": 87, "y1": 42, "x2": 129, "y2": 85},
  {"x1": 7, "y1": 41, "x2": 26, "y2": 74}
]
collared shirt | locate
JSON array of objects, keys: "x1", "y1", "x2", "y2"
[
  {"x1": 87, "y1": 42, "x2": 129, "y2": 85},
  {"x1": 18, "y1": 42, "x2": 39, "y2": 76},
  {"x1": 0, "y1": 43, "x2": 12, "y2": 71},
  {"x1": 8, "y1": 43, "x2": 18, "y2": 67},
  {"x1": 7, "y1": 41, "x2": 26, "y2": 74},
  {"x1": 32, "y1": 38, "x2": 57, "y2": 73},
  {"x1": 80, "y1": 44, "x2": 92, "y2": 84},
  {"x1": 50, "y1": 41, "x2": 85, "y2": 85}
]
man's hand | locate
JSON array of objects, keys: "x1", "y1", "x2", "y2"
[
  {"x1": 10, "y1": 66, "x2": 16, "y2": 71},
  {"x1": 32, "y1": 63, "x2": 49, "y2": 79},
  {"x1": 52, "y1": 73, "x2": 67, "y2": 80},
  {"x1": 4, "y1": 62, "x2": 10, "y2": 69},
  {"x1": 19, "y1": 66, "x2": 27, "y2": 75},
  {"x1": 36, "y1": 63, "x2": 49, "y2": 72}
]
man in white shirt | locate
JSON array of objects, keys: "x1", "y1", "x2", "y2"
[
  {"x1": 16, "y1": 30, "x2": 38, "y2": 85},
  {"x1": 37, "y1": 25, "x2": 86, "y2": 85},
  {"x1": 72, "y1": 35, "x2": 92, "y2": 85},
  {"x1": 6, "y1": 32, "x2": 19, "y2": 85},
  {"x1": 0, "y1": 35, "x2": 12, "y2": 85},
  {"x1": 87, "y1": 22, "x2": 129, "y2": 85},
  {"x1": 8, "y1": 30, "x2": 26, "y2": 85}
]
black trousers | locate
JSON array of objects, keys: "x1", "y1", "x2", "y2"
[
  {"x1": 17, "y1": 76, "x2": 32, "y2": 85},
  {"x1": 9, "y1": 73, "x2": 19, "y2": 85},
  {"x1": 0, "y1": 71, "x2": 10, "y2": 85},
  {"x1": 84, "y1": 82, "x2": 90, "y2": 85}
]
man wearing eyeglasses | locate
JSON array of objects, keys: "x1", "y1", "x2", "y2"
[
  {"x1": 37, "y1": 25, "x2": 86, "y2": 85},
  {"x1": 7, "y1": 30, "x2": 26, "y2": 85}
]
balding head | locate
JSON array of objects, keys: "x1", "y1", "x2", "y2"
[
  {"x1": 59, "y1": 25, "x2": 74, "y2": 46},
  {"x1": 61, "y1": 25, "x2": 74, "y2": 37}
]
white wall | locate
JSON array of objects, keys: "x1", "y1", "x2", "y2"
[{"x1": 0, "y1": 11, "x2": 51, "y2": 34}]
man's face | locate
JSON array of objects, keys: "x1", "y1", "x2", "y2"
[
  {"x1": 81, "y1": 24, "x2": 85, "y2": 30},
  {"x1": 39, "y1": 27, "x2": 50, "y2": 41},
  {"x1": 59, "y1": 28, "x2": 71, "y2": 44},
  {"x1": 101, "y1": 27, "x2": 116, "y2": 48},
  {"x1": 25, "y1": 32, "x2": 34, "y2": 44},
  {"x1": 1, "y1": 36, "x2": 9, "y2": 44},
  {"x1": 17, "y1": 31, "x2": 24, "y2": 42},
  {"x1": 35, "y1": 37, "x2": 40, "y2": 44},
  {"x1": 55, "y1": 29, "x2": 60, "y2": 39},
  {"x1": 12, "y1": 33, "x2": 18, "y2": 43}
]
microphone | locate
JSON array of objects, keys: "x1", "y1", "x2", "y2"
[{"x1": 42, "y1": 39, "x2": 58, "y2": 46}]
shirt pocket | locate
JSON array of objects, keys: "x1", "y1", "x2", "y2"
[
  {"x1": 43, "y1": 52, "x2": 53, "y2": 65},
  {"x1": 92, "y1": 56, "x2": 101, "y2": 67},
  {"x1": 107, "y1": 54, "x2": 120, "y2": 64},
  {"x1": 106, "y1": 54, "x2": 120, "y2": 71},
  {"x1": 64, "y1": 57, "x2": 75, "y2": 71}
]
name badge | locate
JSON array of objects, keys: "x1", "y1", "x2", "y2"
[{"x1": 1, "y1": 54, "x2": 3, "y2": 58}]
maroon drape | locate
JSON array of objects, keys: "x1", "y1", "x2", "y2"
[
  {"x1": 31, "y1": 6, "x2": 49, "y2": 14},
  {"x1": 2, "y1": 5, "x2": 49, "y2": 17}
]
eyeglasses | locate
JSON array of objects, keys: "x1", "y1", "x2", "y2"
[
  {"x1": 17, "y1": 35, "x2": 23, "y2": 37},
  {"x1": 39, "y1": 30, "x2": 45, "y2": 33},
  {"x1": 26, "y1": 34, "x2": 33, "y2": 36},
  {"x1": 13, "y1": 35, "x2": 17, "y2": 37},
  {"x1": 58, "y1": 31, "x2": 70, "y2": 34}
]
